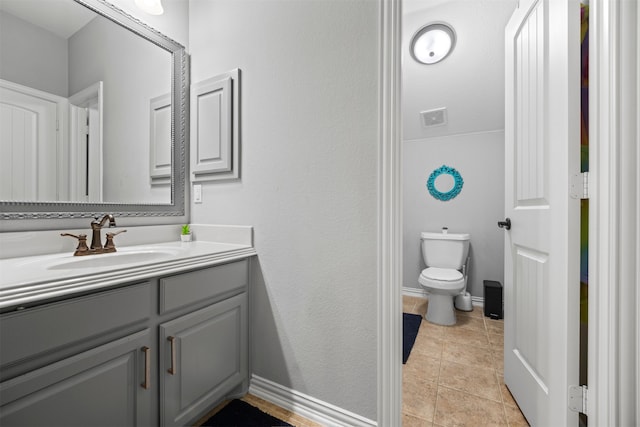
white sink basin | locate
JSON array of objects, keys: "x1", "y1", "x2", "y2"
[{"x1": 47, "y1": 249, "x2": 179, "y2": 270}]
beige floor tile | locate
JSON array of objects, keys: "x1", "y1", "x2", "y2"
[
  {"x1": 505, "y1": 403, "x2": 530, "y2": 426},
  {"x1": 489, "y1": 331, "x2": 504, "y2": 347},
  {"x1": 485, "y1": 318, "x2": 504, "y2": 334},
  {"x1": 419, "y1": 319, "x2": 448, "y2": 338},
  {"x1": 438, "y1": 360, "x2": 502, "y2": 402},
  {"x1": 434, "y1": 386, "x2": 507, "y2": 427},
  {"x1": 240, "y1": 393, "x2": 264, "y2": 407},
  {"x1": 409, "y1": 337, "x2": 444, "y2": 359},
  {"x1": 458, "y1": 305, "x2": 484, "y2": 318},
  {"x1": 415, "y1": 298, "x2": 429, "y2": 315},
  {"x1": 413, "y1": 331, "x2": 444, "y2": 359},
  {"x1": 404, "y1": 297, "x2": 419, "y2": 314},
  {"x1": 451, "y1": 314, "x2": 487, "y2": 332},
  {"x1": 442, "y1": 340, "x2": 494, "y2": 369},
  {"x1": 492, "y1": 346, "x2": 505, "y2": 373},
  {"x1": 444, "y1": 325, "x2": 490, "y2": 348},
  {"x1": 240, "y1": 394, "x2": 322, "y2": 427},
  {"x1": 405, "y1": 351, "x2": 441, "y2": 383},
  {"x1": 404, "y1": 296, "x2": 428, "y2": 314},
  {"x1": 499, "y1": 380, "x2": 520, "y2": 409},
  {"x1": 403, "y1": 413, "x2": 433, "y2": 427},
  {"x1": 402, "y1": 295, "x2": 530, "y2": 427},
  {"x1": 403, "y1": 377, "x2": 438, "y2": 421}
]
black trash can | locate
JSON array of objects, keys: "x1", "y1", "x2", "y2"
[{"x1": 483, "y1": 280, "x2": 503, "y2": 319}]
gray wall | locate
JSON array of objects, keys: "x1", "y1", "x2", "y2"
[
  {"x1": 0, "y1": 11, "x2": 68, "y2": 97},
  {"x1": 189, "y1": 0, "x2": 379, "y2": 421},
  {"x1": 402, "y1": 0, "x2": 516, "y2": 297}
]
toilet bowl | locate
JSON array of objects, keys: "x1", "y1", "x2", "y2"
[{"x1": 419, "y1": 231, "x2": 470, "y2": 326}]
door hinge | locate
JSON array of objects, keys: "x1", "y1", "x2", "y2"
[
  {"x1": 568, "y1": 385, "x2": 588, "y2": 415},
  {"x1": 570, "y1": 172, "x2": 589, "y2": 199}
]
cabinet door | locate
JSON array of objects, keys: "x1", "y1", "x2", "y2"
[
  {"x1": 0, "y1": 330, "x2": 152, "y2": 427},
  {"x1": 160, "y1": 293, "x2": 247, "y2": 427}
]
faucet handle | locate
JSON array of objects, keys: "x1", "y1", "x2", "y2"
[
  {"x1": 61, "y1": 233, "x2": 90, "y2": 256},
  {"x1": 104, "y1": 229, "x2": 127, "y2": 251}
]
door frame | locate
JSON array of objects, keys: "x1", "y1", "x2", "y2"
[
  {"x1": 587, "y1": 0, "x2": 639, "y2": 424},
  {"x1": 377, "y1": 0, "x2": 639, "y2": 424},
  {"x1": 377, "y1": 0, "x2": 403, "y2": 425}
]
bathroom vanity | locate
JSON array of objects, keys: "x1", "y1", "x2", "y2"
[{"x1": 0, "y1": 235, "x2": 256, "y2": 427}]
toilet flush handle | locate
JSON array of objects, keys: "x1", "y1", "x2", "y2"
[{"x1": 497, "y1": 218, "x2": 511, "y2": 230}]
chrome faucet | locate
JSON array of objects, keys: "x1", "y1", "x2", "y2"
[{"x1": 90, "y1": 214, "x2": 116, "y2": 250}]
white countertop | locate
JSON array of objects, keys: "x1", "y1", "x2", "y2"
[{"x1": 0, "y1": 225, "x2": 256, "y2": 309}]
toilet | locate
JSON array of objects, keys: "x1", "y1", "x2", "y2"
[{"x1": 419, "y1": 230, "x2": 470, "y2": 326}]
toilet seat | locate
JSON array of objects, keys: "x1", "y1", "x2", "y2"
[
  {"x1": 420, "y1": 267, "x2": 463, "y2": 281},
  {"x1": 419, "y1": 268, "x2": 465, "y2": 291}
]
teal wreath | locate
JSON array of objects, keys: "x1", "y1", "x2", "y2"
[{"x1": 426, "y1": 165, "x2": 464, "y2": 201}]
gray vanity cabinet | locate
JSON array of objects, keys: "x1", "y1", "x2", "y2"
[
  {"x1": 0, "y1": 259, "x2": 249, "y2": 427},
  {"x1": 160, "y1": 293, "x2": 247, "y2": 426}
]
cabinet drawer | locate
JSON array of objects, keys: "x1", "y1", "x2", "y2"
[
  {"x1": 0, "y1": 283, "x2": 150, "y2": 368},
  {"x1": 159, "y1": 260, "x2": 247, "y2": 314}
]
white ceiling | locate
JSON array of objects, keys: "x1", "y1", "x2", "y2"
[
  {"x1": 0, "y1": 0, "x2": 96, "y2": 39},
  {"x1": 402, "y1": 0, "x2": 518, "y2": 141}
]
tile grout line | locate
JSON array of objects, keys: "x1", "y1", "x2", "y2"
[{"x1": 432, "y1": 332, "x2": 444, "y2": 425}]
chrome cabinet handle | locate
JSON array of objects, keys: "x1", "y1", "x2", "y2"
[
  {"x1": 168, "y1": 336, "x2": 177, "y2": 375},
  {"x1": 141, "y1": 346, "x2": 150, "y2": 389}
]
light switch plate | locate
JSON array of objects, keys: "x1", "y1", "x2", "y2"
[{"x1": 193, "y1": 184, "x2": 202, "y2": 203}]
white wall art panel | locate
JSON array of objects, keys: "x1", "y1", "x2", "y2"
[
  {"x1": 191, "y1": 69, "x2": 240, "y2": 182},
  {"x1": 149, "y1": 93, "x2": 171, "y2": 185}
]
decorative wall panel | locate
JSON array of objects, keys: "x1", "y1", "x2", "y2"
[
  {"x1": 149, "y1": 93, "x2": 172, "y2": 185},
  {"x1": 191, "y1": 69, "x2": 240, "y2": 182}
]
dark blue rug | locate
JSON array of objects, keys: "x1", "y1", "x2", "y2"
[
  {"x1": 403, "y1": 313, "x2": 422, "y2": 364},
  {"x1": 201, "y1": 399, "x2": 293, "y2": 426}
]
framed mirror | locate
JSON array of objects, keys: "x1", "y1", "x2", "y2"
[
  {"x1": 0, "y1": 0, "x2": 187, "y2": 228},
  {"x1": 426, "y1": 165, "x2": 464, "y2": 201}
]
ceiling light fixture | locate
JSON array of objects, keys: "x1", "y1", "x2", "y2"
[
  {"x1": 410, "y1": 23, "x2": 456, "y2": 65},
  {"x1": 134, "y1": 0, "x2": 164, "y2": 15}
]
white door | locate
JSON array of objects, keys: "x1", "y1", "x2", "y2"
[
  {"x1": 0, "y1": 86, "x2": 58, "y2": 201},
  {"x1": 69, "y1": 82, "x2": 103, "y2": 202},
  {"x1": 503, "y1": 0, "x2": 580, "y2": 425}
]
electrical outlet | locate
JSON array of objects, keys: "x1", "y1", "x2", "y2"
[{"x1": 193, "y1": 184, "x2": 202, "y2": 203}]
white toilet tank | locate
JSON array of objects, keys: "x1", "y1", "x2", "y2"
[{"x1": 421, "y1": 231, "x2": 470, "y2": 270}]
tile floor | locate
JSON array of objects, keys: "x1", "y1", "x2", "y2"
[
  {"x1": 403, "y1": 295, "x2": 530, "y2": 427},
  {"x1": 197, "y1": 295, "x2": 530, "y2": 427}
]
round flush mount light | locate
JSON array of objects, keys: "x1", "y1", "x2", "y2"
[{"x1": 410, "y1": 23, "x2": 456, "y2": 65}]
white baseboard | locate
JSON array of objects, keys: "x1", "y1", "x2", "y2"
[
  {"x1": 402, "y1": 286, "x2": 426, "y2": 298},
  {"x1": 471, "y1": 296, "x2": 484, "y2": 307},
  {"x1": 402, "y1": 286, "x2": 484, "y2": 307},
  {"x1": 249, "y1": 375, "x2": 377, "y2": 427}
]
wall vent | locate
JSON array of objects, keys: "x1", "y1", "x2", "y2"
[{"x1": 420, "y1": 107, "x2": 447, "y2": 128}]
